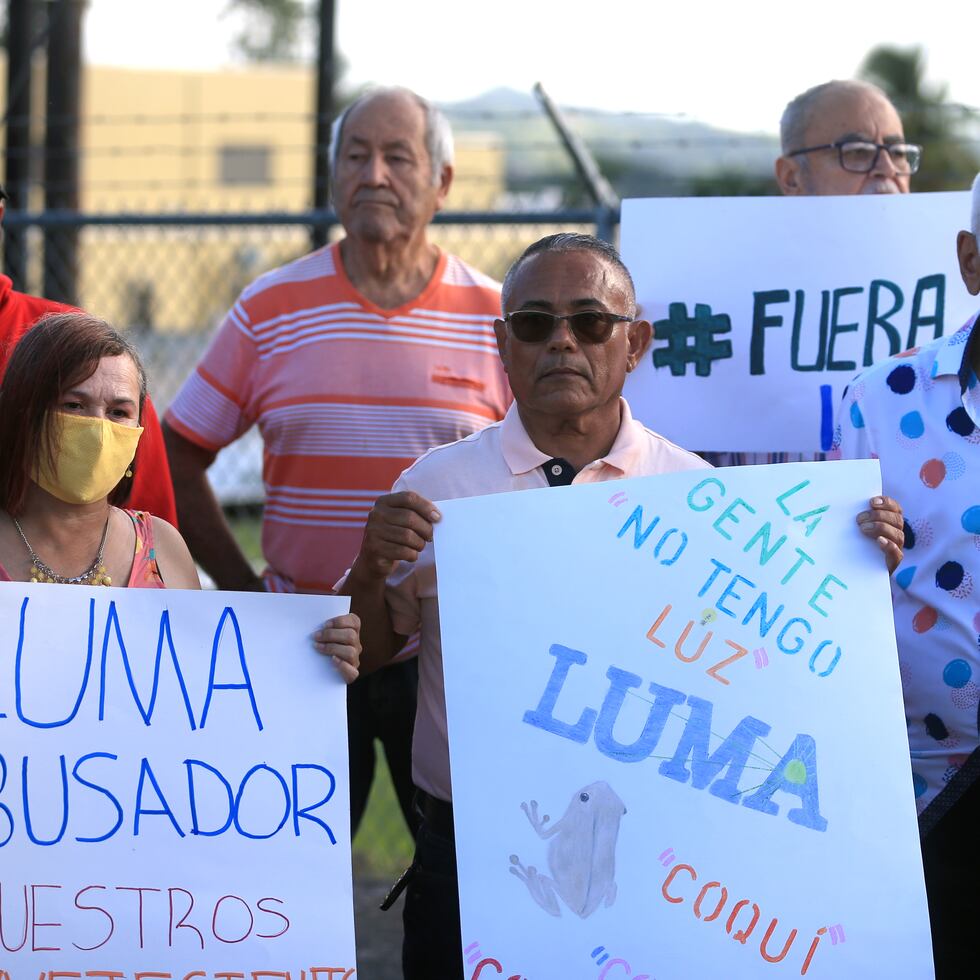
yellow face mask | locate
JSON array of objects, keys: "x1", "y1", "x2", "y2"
[{"x1": 36, "y1": 412, "x2": 144, "y2": 505}]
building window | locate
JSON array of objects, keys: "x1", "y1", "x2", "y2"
[{"x1": 218, "y1": 145, "x2": 272, "y2": 186}]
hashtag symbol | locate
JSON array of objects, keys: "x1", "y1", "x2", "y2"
[{"x1": 652, "y1": 303, "x2": 733, "y2": 377}]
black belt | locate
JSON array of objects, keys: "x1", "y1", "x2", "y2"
[
  {"x1": 417, "y1": 789, "x2": 455, "y2": 837},
  {"x1": 379, "y1": 790, "x2": 455, "y2": 912}
]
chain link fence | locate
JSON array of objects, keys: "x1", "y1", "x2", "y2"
[
  {"x1": 1, "y1": 207, "x2": 610, "y2": 872},
  {"x1": 3, "y1": 209, "x2": 608, "y2": 505}
]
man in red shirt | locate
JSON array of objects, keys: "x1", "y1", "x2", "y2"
[{"x1": 0, "y1": 184, "x2": 177, "y2": 524}]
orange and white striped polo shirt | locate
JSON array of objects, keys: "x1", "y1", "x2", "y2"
[{"x1": 165, "y1": 243, "x2": 511, "y2": 594}]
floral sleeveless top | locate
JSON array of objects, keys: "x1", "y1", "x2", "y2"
[{"x1": 125, "y1": 510, "x2": 166, "y2": 588}]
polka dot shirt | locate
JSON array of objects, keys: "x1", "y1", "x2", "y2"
[{"x1": 834, "y1": 313, "x2": 980, "y2": 816}]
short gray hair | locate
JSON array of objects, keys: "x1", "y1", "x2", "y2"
[
  {"x1": 779, "y1": 79, "x2": 895, "y2": 154},
  {"x1": 501, "y1": 233, "x2": 637, "y2": 316},
  {"x1": 328, "y1": 87, "x2": 454, "y2": 188}
]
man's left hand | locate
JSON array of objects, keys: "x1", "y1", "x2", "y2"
[{"x1": 856, "y1": 496, "x2": 904, "y2": 574}]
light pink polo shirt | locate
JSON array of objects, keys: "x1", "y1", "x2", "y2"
[{"x1": 386, "y1": 398, "x2": 710, "y2": 801}]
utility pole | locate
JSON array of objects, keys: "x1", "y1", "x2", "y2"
[
  {"x1": 4, "y1": 0, "x2": 38, "y2": 287},
  {"x1": 533, "y1": 82, "x2": 620, "y2": 243},
  {"x1": 43, "y1": 0, "x2": 85, "y2": 305},
  {"x1": 311, "y1": 0, "x2": 336, "y2": 250}
]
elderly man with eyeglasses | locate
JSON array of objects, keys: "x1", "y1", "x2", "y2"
[
  {"x1": 775, "y1": 79, "x2": 920, "y2": 196},
  {"x1": 343, "y1": 233, "x2": 906, "y2": 979},
  {"x1": 706, "y1": 80, "x2": 920, "y2": 473}
]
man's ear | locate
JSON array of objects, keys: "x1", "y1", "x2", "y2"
[
  {"x1": 775, "y1": 155, "x2": 805, "y2": 196},
  {"x1": 434, "y1": 163, "x2": 453, "y2": 212},
  {"x1": 493, "y1": 317, "x2": 510, "y2": 370},
  {"x1": 626, "y1": 319, "x2": 653, "y2": 372},
  {"x1": 957, "y1": 229, "x2": 980, "y2": 295}
]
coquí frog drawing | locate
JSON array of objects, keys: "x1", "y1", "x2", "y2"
[{"x1": 508, "y1": 780, "x2": 626, "y2": 918}]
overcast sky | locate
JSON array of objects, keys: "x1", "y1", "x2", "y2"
[{"x1": 85, "y1": 0, "x2": 978, "y2": 133}]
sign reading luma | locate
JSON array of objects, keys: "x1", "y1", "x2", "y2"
[
  {"x1": 2, "y1": 598, "x2": 333, "y2": 847},
  {"x1": 621, "y1": 192, "x2": 972, "y2": 453},
  {"x1": 434, "y1": 461, "x2": 933, "y2": 979},
  {"x1": 524, "y1": 642, "x2": 827, "y2": 833},
  {"x1": 0, "y1": 585, "x2": 356, "y2": 975}
]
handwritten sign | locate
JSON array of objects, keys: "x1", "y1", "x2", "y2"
[
  {"x1": 434, "y1": 461, "x2": 932, "y2": 979},
  {"x1": 0, "y1": 584, "x2": 355, "y2": 979},
  {"x1": 621, "y1": 192, "x2": 972, "y2": 452}
]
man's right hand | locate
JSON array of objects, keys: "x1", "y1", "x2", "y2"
[{"x1": 352, "y1": 491, "x2": 442, "y2": 581}]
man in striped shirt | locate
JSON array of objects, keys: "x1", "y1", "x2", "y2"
[{"x1": 163, "y1": 88, "x2": 511, "y2": 840}]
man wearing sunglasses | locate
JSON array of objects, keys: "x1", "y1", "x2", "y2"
[
  {"x1": 775, "y1": 79, "x2": 919, "y2": 197},
  {"x1": 342, "y1": 233, "x2": 905, "y2": 978}
]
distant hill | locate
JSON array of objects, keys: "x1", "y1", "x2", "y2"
[{"x1": 440, "y1": 87, "x2": 780, "y2": 201}]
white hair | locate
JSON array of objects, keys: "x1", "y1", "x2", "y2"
[
  {"x1": 972, "y1": 173, "x2": 980, "y2": 237},
  {"x1": 328, "y1": 87, "x2": 454, "y2": 189},
  {"x1": 779, "y1": 79, "x2": 895, "y2": 154}
]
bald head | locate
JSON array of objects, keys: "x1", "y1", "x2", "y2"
[
  {"x1": 775, "y1": 80, "x2": 912, "y2": 196},
  {"x1": 780, "y1": 80, "x2": 893, "y2": 154}
]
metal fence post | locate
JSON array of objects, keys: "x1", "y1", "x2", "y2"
[
  {"x1": 43, "y1": 0, "x2": 85, "y2": 306},
  {"x1": 311, "y1": 0, "x2": 336, "y2": 252},
  {"x1": 4, "y1": 0, "x2": 39, "y2": 289}
]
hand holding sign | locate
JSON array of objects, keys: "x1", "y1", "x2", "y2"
[
  {"x1": 313, "y1": 612, "x2": 362, "y2": 683},
  {"x1": 352, "y1": 491, "x2": 442, "y2": 581},
  {"x1": 856, "y1": 495, "x2": 904, "y2": 572}
]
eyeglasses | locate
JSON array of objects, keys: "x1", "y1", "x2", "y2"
[
  {"x1": 787, "y1": 140, "x2": 922, "y2": 175},
  {"x1": 505, "y1": 309, "x2": 632, "y2": 344}
]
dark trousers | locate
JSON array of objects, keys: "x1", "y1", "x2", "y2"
[
  {"x1": 402, "y1": 795, "x2": 463, "y2": 980},
  {"x1": 346, "y1": 657, "x2": 420, "y2": 838},
  {"x1": 921, "y1": 774, "x2": 980, "y2": 979}
]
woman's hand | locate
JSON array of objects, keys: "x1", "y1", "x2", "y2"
[{"x1": 313, "y1": 613, "x2": 362, "y2": 683}]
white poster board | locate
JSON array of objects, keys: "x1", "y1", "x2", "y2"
[
  {"x1": 0, "y1": 584, "x2": 356, "y2": 978},
  {"x1": 621, "y1": 192, "x2": 972, "y2": 452},
  {"x1": 435, "y1": 461, "x2": 932, "y2": 979}
]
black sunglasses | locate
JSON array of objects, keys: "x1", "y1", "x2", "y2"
[{"x1": 505, "y1": 309, "x2": 632, "y2": 345}]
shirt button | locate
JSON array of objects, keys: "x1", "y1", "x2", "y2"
[{"x1": 551, "y1": 464, "x2": 563, "y2": 476}]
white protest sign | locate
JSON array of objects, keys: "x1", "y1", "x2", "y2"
[
  {"x1": 0, "y1": 584, "x2": 356, "y2": 979},
  {"x1": 621, "y1": 192, "x2": 972, "y2": 452},
  {"x1": 435, "y1": 461, "x2": 932, "y2": 979}
]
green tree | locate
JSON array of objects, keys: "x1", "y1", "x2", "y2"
[
  {"x1": 690, "y1": 170, "x2": 778, "y2": 197},
  {"x1": 859, "y1": 45, "x2": 979, "y2": 192},
  {"x1": 224, "y1": 0, "x2": 312, "y2": 63}
]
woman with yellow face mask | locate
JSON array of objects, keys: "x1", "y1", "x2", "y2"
[
  {"x1": 0, "y1": 314, "x2": 361, "y2": 678},
  {"x1": 0, "y1": 313, "x2": 202, "y2": 589}
]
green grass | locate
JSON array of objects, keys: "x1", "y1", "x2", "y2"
[
  {"x1": 352, "y1": 754, "x2": 416, "y2": 877},
  {"x1": 227, "y1": 510, "x2": 263, "y2": 564},
  {"x1": 227, "y1": 508, "x2": 415, "y2": 878}
]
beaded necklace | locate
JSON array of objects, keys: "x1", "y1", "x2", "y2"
[{"x1": 12, "y1": 516, "x2": 112, "y2": 586}]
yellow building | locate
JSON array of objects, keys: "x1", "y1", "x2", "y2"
[{"x1": 1, "y1": 59, "x2": 507, "y2": 335}]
